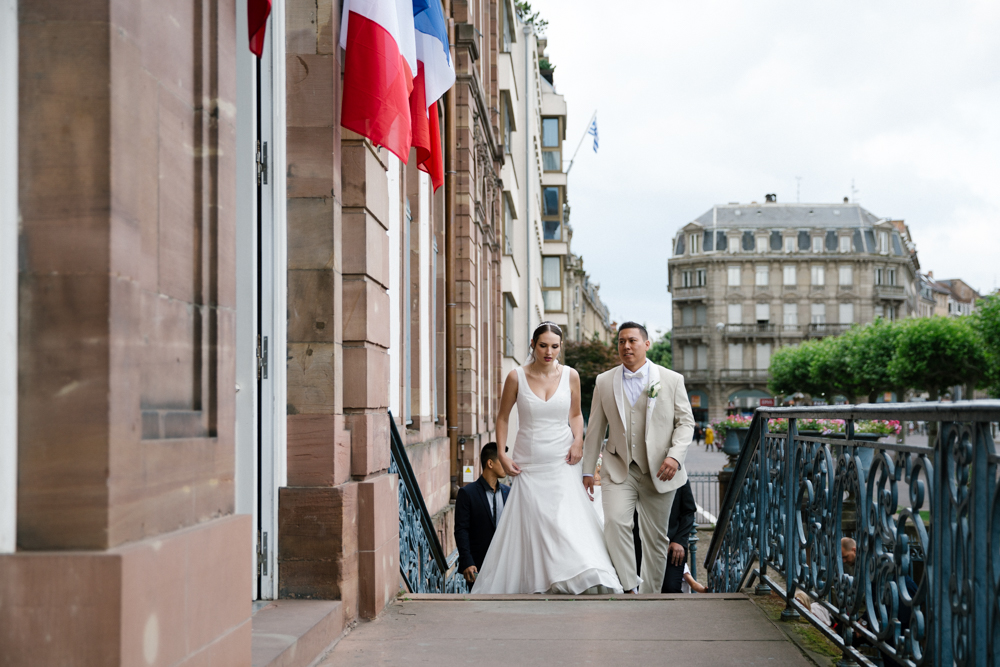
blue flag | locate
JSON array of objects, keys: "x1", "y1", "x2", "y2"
[{"x1": 587, "y1": 116, "x2": 599, "y2": 153}]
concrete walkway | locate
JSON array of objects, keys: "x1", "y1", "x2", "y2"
[{"x1": 319, "y1": 594, "x2": 815, "y2": 666}]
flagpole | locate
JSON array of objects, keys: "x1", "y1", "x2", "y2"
[{"x1": 565, "y1": 109, "x2": 597, "y2": 175}]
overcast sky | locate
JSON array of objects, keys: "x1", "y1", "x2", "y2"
[{"x1": 540, "y1": 0, "x2": 1000, "y2": 335}]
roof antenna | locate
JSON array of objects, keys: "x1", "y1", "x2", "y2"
[{"x1": 795, "y1": 176, "x2": 802, "y2": 203}]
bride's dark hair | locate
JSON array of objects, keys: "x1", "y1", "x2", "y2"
[{"x1": 528, "y1": 322, "x2": 563, "y2": 362}]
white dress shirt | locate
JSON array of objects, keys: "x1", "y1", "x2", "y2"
[{"x1": 623, "y1": 360, "x2": 651, "y2": 407}]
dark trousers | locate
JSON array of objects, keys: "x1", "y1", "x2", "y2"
[{"x1": 633, "y1": 511, "x2": 687, "y2": 594}]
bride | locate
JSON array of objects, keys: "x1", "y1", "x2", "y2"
[{"x1": 471, "y1": 322, "x2": 623, "y2": 594}]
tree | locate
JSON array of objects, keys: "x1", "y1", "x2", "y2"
[
  {"x1": 971, "y1": 294, "x2": 1000, "y2": 397},
  {"x1": 842, "y1": 318, "x2": 901, "y2": 402},
  {"x1": 807, "y1": 334, "x2": 853, "y2": 401},
  {"x1": 514, "y1": 2, "x2": 548, "y2": 32},
  {"x1": 888, "y1": 316, "x2": 988, "y2": 400},
  {"x1": 647, "y1": 331, "x2": 672, "y2": 369},
  {"x1": 769, "y1": 340, "x2": 823, "y2": 399},
  {"x1": 563, "y1": 339, "x2": 619, "y2": 420}
]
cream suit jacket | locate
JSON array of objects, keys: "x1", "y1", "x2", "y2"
[{"x1": 583, "y1": 363, "x2": 696, "y2": 494}]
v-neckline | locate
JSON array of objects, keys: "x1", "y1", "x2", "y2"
[{"x1": 522, "y1": 366, "x2": 562, "y2": 403}]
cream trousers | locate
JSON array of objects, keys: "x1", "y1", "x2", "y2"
[{"x1": 601, "y1": 463, "x2": 676, "y2": 593}]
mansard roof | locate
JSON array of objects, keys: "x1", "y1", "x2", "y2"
[{"x1": 688, "y1": 202, "x2": 884, "y2": 230}]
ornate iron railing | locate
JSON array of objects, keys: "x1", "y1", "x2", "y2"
[
  {"x1": 704, "y1": 401, "x2": 1000, "y2": 666},
  {"x1": 388, "y1": 413, "x2": 464, "y2": 594}
]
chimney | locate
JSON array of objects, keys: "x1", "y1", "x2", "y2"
[
  {"x1": 843, "y1": 196, "x2": 849, "y2": 203},
  {"x1": 765, "y1": 193, "x2": 776, "y2": 203}
]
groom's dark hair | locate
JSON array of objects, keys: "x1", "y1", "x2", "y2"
[
  {"x1": 481, "y1": 442, "x2": 500, "y2": 465},
  {"x1": 617, "y1": 321, "x2": 648, "y2": 341}
]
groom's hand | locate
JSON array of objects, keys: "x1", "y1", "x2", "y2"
[
  {"x1": 463, "y1": 565, "x2": 478, "y2": 584},
  {"x1": 582, "y1": 475, "x2": 594, "y2": 501},
  {"x1": 657, "y1": 457, "x2": 679, "y2": 482}
]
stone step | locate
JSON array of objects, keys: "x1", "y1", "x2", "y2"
[{"x1": 252, "y1": 600, "x2": 344, "y2": 667}]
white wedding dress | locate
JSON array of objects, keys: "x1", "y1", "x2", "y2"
[{"x1": 471, "y1": 366, "x2": 623, "y2": 594}]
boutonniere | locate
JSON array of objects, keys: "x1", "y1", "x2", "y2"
[{"x1": 648, "y1": 381, "x2": 661, "y2": 399}]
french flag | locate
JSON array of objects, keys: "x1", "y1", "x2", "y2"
[
  {"x1": 340, "y1": 0, "x2": 418, "y2": 162},
  {"x1": 410, "y1": 0, "x2": 455, "y2": 190}
]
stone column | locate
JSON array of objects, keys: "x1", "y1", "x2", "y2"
[{"x1": 3, "y1": 0, "x2": 250, "y2": 663}]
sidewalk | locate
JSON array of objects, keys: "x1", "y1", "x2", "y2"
[{"x1": 319, "y1": 594, "x2": 816, "y2": 666}]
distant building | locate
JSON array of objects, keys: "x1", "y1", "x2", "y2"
[
  {"x1": 565, "y1": 253, "x2": 614, "y2": 344},
  {"x1": 937, "y1": 278, "x2": 982, "y2": 316},
  {"x1": 668, "y1": 196, "x2": 920, "y2": 422}
]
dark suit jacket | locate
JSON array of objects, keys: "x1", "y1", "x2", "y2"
[
  {"x1": 668, "y1": 480, "x2": 697, "y2": 550},
  {"x1": 454, "y1": 476, "x2": 511, "y2": 572}
]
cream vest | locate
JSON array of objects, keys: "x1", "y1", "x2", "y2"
[{"x1": 624, "y1": 386, "x2": 649, "y2": 474}]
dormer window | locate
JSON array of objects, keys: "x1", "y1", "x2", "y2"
[
  {"x1": 839, "y1": 235, "x2": 851, "y2": 253},
  {"x1": 784, "y1": 236, "x2": 796, "y2": 253},
  {"x1": 812, "y1": 236, "x2": 823, "y2": 253},
  {"x1": 688, "y1": 232, "x2": 701, "y2": 254},
  {"x1": 755, "y1": 236, "x2": 768, "y2": 253},
  {"x1": 878, "y1": 231, "x2": 889, "y2": 253}
]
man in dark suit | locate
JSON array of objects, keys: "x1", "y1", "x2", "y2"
[
  {"x1": 454, "y1": 442, "x2": 510, "y2": 589},
  {"x1": 633, "y1": 478, "x2": 698, "y2": 593}
]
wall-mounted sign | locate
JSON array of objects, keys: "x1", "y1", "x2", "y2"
[
  {"x1": 690, "y1": 395, "x2": 702, "y2": 408},
  {"x1": 759, "y1": 398, "x2": 775, "y2": 407},
  {"x1": 462, "y1": 465, "x2": 475, "y2": 483}
]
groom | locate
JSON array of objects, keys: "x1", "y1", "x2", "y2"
[{"x1": 582, "y1": 322, "x2": 695, "y2": 593}]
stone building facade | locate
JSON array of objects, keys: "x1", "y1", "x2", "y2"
[
  {"x1": 668, "y1": 198, "x2": 920, "y2": 423},
  {"x1": 0, "y1": 0, "x2": 603, "y2": 664}
]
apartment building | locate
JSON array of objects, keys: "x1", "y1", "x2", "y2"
[
  {"x1": 565, "y1": 252, "x2": 614, "y2": 343},
  {"x1": 668, "y1": 196, "x2": 920, "y2": 422}
]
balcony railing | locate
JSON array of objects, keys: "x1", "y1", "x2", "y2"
[
  {"x1": 876, "y1": 284, "x2": 906, "y2": 299},
  {"x1": 807, "y1": 323, "x2": 851, "y2": 337},
  {"x1": 724, "y1": 323, "x2": 778, "y2": 335},
  {"x1": 704, "y1": 401, "x2": 1000, "y2": 667},
  {"x1": 719, "y1": 368, "x2": 769, "y2": 382},
  {"x1": 672, "y1": 286, "x2": 707, "y2": 300},
  {"x1": 673, "y1": 325, "x2": 709, "y2": 336},
  {"x1": 682, "y1": 369, "x2": 710, "y2": 383},
  {"x1": 389, "y1": 412, "x2": 464, "y2": 594}
]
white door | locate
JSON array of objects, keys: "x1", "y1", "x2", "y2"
[{"x1": 235, "y1": 0, "x2": 286, "y2": 601}]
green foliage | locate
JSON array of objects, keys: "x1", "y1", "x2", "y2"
[
  {"x1": 887, "y1": 316, "x2": 988, "y2": 399},
  {"x1": 538, "y1": 57, "x2": 555, "y2": 72},
  {"x1": 646, "y1": 331, "x2": 672, "y2": 369},
  {"x1": 971, "y1": 294, "x2": 1000, "y2": 396},
  {"x1": 514, "y1": 1, "x2": 548, "y2": 33},
  {"x1": 841, "y1": 318, "x2": 901, "y2": 401},
  {"x1": 768, "y1": 339, "x2": 822, "y2": 397},
  {"x1": 807, "y1": 335, "x2": 851, "y2": 400},
  {"x1": 563, "y1": 338, "x2": 619, "y2": 419}
]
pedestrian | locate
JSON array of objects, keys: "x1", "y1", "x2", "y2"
[
  {"x1": 705, "y1": 425, "x2": 714, "y2": 451},
  {"x1": 454, "y1": 442, "x2": 510, "y2": 590},
  {"x1": 693, "y1": 423, "x2": 703, "y2": 447}
]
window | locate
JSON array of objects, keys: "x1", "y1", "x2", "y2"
[
  {"x1": 875, "y1": 268, "x2": 884, "y2": 285},
  {"x1": 501, "y1": 0, "x2": 514, "y2": 52},
  {"x1": 542, "y1": 256, "x2": 562, "y2": 310},
  {"x1": 695, "y1": 304, "x2": 707, "y2": 325},
  {"x1": 875, "y1": 304, "x2": 884, "y2": 319},
  {"x1": 703, "y1": 230, "x2": 714, "y2": 252},
  {"x1": 742, "y1": 231, "x2": 755, "y2": 252},
  {"x1": 716, "y1": 231, "x2": 728, "y2": 252},
  {"x1": 812, "y1": 236, "x2": 823, "y2": 253},
  {"x1": 755, "y1": 343, "x2": 771, "y2": 370},
  {"x1": 727, "y1": 266, "x2": 741, "y2": 286},
  {"x1": 542, "y1": 186, "x2": 562, "y2": 240},
  {"x1": 504, "y1": 294, "x2": 515, "y2": 357},
  {"x1": 798, "y1": 231, "x2": 810, "y2": 251},
  {"x1": 887, "y1": 268, "x2": 896, "y2": 286},
  {"x1": 783, "y1": 265, "x2": 797, "y2": 286},
  {"x1": 878, "y1": 231, "x2": 889, "y2": 253},
  {"x1": 727, "y1": 303, "x2": 743, "y2": 324},
  {"x1": 503, "y1": 192, "x2": 515, "y2": 255},
  {"x1": 542, "y1": 117, "x2": 561, "y2": 172},
  {"x1": 784, "y1": 236, "x2": 796, "y2": 253},
  {"x1": 755, "y1": 303, "x2": 770, "y2": 323},
  {"x1": 811, "y1": 265, "x2": 825, "y2": 286},
  {"x1": 755, "y1": 236, "x2": 768, "y2": 253},
  {"x1": 681, "y1": 306, "x2": 694, "y2": 327},
  {"x1": 688, "y1": 233, "x2": 701, "y2": 255},
  {"x1": 674, "y1": 235, "x2": 685, "y2": 256},
  {"x1": 695, "y1": 268, "x2": 707, "y2": 286},
  {"x1": 697, "y1": 344, "x2": 708, "y2": 369},
  {"x1": 810, "y1": 302, "x2": 826, "y2": 324},
  {"x1": 770, "y1": 231, "x2": 782, "y2": 251},
  {"x1": 755, "y1": 265, "x2": 769, "y2": 286},
  {"x1": 728, "y1": 343, "x2": 744, "y2": 370},
  {"x1": 501, "y1": 94, "x2": 514, "y2": 155},
  {"x1": 574, "y1": 285, "x2": 580, "y2": 309},
  {"x1": 839, "y1": 235, "x2": 851, "y2": 253},
  {"x1": 838, "y1": 265, "x2": 852, "y2": 286},
  {"x1": 839, "y1": 302, "x2": 854, "y2": 324},
  {"x1": 783, "y1": 302, "x2": 798, "y2": 326},
  {"x1": 683, "y1": 346, "x2": 695, "y2": 371},
  {"x1": 681, "y1": 271, "x2": 693, "y2": 288}
]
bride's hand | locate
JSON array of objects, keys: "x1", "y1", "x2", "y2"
[
  {"x1": 566, "y1": 439, "x2": 583, "y2": 465},
  {"x1": 499, "y1": 454, "x2": 521, "y2": 477}
]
